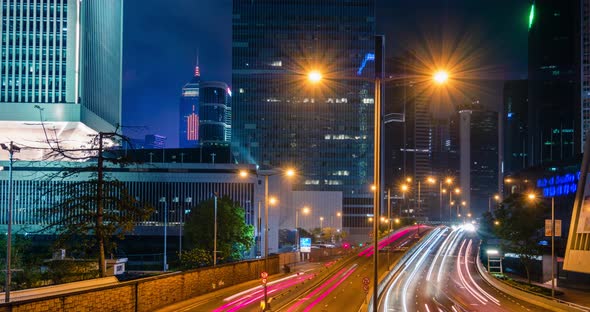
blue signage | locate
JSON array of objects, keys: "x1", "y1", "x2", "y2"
[
  {"x1": 537, "y1": 171, "x2": 580, "y2": 197},
  {"x1": 300, "y1": 237, "x2": 312, "y2": 253}
]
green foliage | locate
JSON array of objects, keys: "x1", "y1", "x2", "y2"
[
  {"x1": 178, "y1": 248, "x2": 213, "y2": 269},
  {"x1": 38, "y1": 178, "x2": 154, "y2": 267},
  {"x1": 0, "y1": 235, "x2": 44, "y2": 289},
  {"x1": 184, "y1": 196, "x2": 254, "y2": 263},
  {"x1": 491, "y1": 193, "x2": 546, "y2": 283}
]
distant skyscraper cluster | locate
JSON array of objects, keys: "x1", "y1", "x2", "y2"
[
  {"x1": 179, "y1": 64, "x2": 231, "y2": 148},
  {"x1": 0, "y1": 0, "x2": 123, "y2": 160}
]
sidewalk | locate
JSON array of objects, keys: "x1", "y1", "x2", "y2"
[{"x1": 503, "y1": 273, "x2": 590, "y2": 309}]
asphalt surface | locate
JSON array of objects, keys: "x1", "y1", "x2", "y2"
[{"x1": 378, "y1": 226, "x2": 553, "y2": 312}]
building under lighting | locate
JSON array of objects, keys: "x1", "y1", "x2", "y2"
[
  {"x1": 232, "y1": 0, "x2": 376, "y2": 243},
  {"x1": 179, "y1": 66, "x2": 201, "y2": 148},
  {"x1": 0, "y1": 0, "x2": 123, "y2": 160},
  {"x1": 528, "y1": 0, "x2": 580, "y2": 165},
  {"x1": 199, "y1": 81, "x2": 232, "y2": 147}
]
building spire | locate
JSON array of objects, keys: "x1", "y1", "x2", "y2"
[{"x1": 194, "y1": 49, "x2": 200, "y2": 77}]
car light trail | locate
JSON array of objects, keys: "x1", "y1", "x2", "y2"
[
  {"x1": 286, "y1": 265, "x2": 356, "y2": 312},
  {"x1": 463, "y1": 239, "x2": 500, "y2": 306},
  {"x1": 436, "y1": 228, "x2": 463, "y2": 283},
  {"x1": 456, "y1": 239, "x2": 487, "y2": 305},
  {"x1": 301, "y1": 264, "x2": 358, "y2": 312}
]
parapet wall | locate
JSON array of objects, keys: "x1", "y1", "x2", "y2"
[{"x1": 0, "y1": 256, "x2": 280, "y2": 312}]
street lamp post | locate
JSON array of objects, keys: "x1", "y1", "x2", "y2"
[
  {"x1": 528, "y1": 193, "x2": 556, "y2": 297},
  {"x1": 159, "y1": 197, "x2": 168, "y2": 272},
  {"x1": 1, "y1": 142, "x2": 19, "y2": 303},
  {"x1": 213, "y1": 193, "x2": 218, "y2": 266},
  {"x1": 319, "y1": 216, "x2": 324, "y2": 232},
  {"x1": 307, "y1": 38, "x2": 448, "y2": 311}
]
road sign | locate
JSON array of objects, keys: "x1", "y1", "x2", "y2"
[
  {"x1": 300, "y1": 237, "x2": 312, "y2": 253},
  {"x1": 260, "y1": 271, "x2": 268, "y2": 279},
  {"x1": 362, "y1": 277, "x2": 370, "y2": 285},
  {"x1": 261, "y1": 278, "x2": 267, "y2": 285},
  {"x1": 545, "y1": 219, "x2": 562, "y2": 237},
  {"x1": 363, "y1": 284, "x2": 369, "y2": 293}
]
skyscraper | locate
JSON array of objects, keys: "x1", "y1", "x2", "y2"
[
  {"x1": 0, "y1": 0, "x2": 123, "y2": 159},
  {"x1": 179, "y1": 65, "x2": 201, "y2": 148},
  {"x1": 528, "y1": 0, "x2": 580, "y2": 165},
  {"x1": 199, "y1": 81, "x2": 231, "y2": 147},
  {"x1": 232, "y1": 0, "x2": 376, "y2": 239},
  {"x1": 502, "y1": 80, "x2": 528, "y2": 175}
]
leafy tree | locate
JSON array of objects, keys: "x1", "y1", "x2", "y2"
[
  {"x1": 492, "y1": 193, "x2": 545, "y2": 284},
  {"x1": 0, "y1": 235, "x2": 44, "y2": 289},
  {"x1": 38, "y1": 177, "x2": 154, "y2": 277},
  {"x1": 33, "y1": 118, "x2": 155, "y2": 277},
  {"x1": 184, "y1": 196, "x2": 254, "y2": 263},
  {"x1": 178, "y1": 248, "x2": 212, "y2": 269}
]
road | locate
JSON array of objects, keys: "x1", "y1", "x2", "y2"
[
  {"x1": 160, "y1": 226, "x2": 421, "y2": 312},
  {"x1": 378, "y1": 226, "x2": 552, "y2": 312}
]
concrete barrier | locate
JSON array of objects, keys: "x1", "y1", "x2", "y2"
[{"x1": 475, "y1": 249, "x2": 589, "y2": 312}]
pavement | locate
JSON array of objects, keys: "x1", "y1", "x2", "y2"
[{"x1": 501, "y1": 272, "x2": 590, "y2": 310}]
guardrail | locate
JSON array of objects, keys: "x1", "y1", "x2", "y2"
[{"x1": 476, "y1": 246, "x2": 590, "y2": 312}]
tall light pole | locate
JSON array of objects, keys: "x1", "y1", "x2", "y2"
[
  {"x1": 159, "y1": 197, "x2": 168, "y2": 272},
  {"x1": 307, "y1": 37, "x2": 449, "y2": 311},
  {"x1": 239, "y1": 168, "x2": 294, "y2": 271},
  {"x1": 528, "y1": 193, "x2": 556, "y2": 297},
  {"x1": 213, "y1": 192, "x2": 218, "y2": 266},
  {"x1": 1, "y1": 142, "x2": 19, "y2": 303},
  {"x1": 488, "y1": 194, "x2": 500, "y2": 213}
]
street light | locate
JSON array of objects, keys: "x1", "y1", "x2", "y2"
[
  {"x1": 159, "y1": 197, "x2": 169, "y2": 271},
  {"x1": 1, "y1": 142, "x2": 19, "y2": 303},
  {"x1": 528, "y1": 192, "x2": 556, "y2": 297},
  {"x1": 401, "y1": 184, "x2": 409, "y2": 217},
  {"x1": 488, "y1": 194, "x2": 500, "y2": 212},
  {"x1": 307, "y1": 40, "x2": 449, "y2": 312},
  {"x1": 433, "y1": 70, "x2": 449, "y2": 84},
  {"x1": 319, "y1": 216, "x2": 324, "y2": 232},
  {"x1": 238, "y1": 168, "x2": 295, "y2": 269}
]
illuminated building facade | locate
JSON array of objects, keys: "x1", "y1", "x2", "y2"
[
  {"x1": 0, "y1": 0, "x2": 123, "y2": 160},
  {"x1": 232, "y1": 0, "x2": 376, "y2": 241},
  {"x1": 179, "y1": 65, "x2": 201, "y2": 148},
  {"x1": 528, "y1": 0, "x2": 580, "y2": 165},
  {"x1": 199, "y1": 81, "x2": 231, "y2": 147}
]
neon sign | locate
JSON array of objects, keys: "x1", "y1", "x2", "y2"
[{"x1": 537, "y1": 171, "x2": 580, "y2": 197}]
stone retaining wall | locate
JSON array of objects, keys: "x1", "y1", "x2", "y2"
[{"x1": 0, "y1": 256, "x2": 279, "y2": 312}]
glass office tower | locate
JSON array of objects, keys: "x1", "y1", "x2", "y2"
[
  {"x1": 200, "y1": 81, "x2": 231, "y2": 147},
  {"x1": 0, "y1": 0, "x2": 123, "y2": 159},
  {"x1": 232, "y1": 0, "x2": 376, "y2": 234}
]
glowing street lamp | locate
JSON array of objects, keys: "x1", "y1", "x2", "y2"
[
  {"x1": 433, "y1": 70, "x2": 449, "y2": 84},
  {"x1": 528, "y1": 192, "x2": 556, "y2": 297},
  {"x1": 307, "y1": 70, "x2": 322, "y2": 84}
]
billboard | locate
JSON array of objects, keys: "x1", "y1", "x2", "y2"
[{"x1": 300, "y1": 237, "x2": 311, "y2": 253}]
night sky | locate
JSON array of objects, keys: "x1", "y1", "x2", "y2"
[{"x1": 122, "y1": 0, "x2": 529, "y2": 147}]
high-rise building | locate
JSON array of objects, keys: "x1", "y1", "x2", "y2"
[
  {"x1": 179, "y1": 66, "x2": 201, "y2": 148},
  {"x1": 199, "y1": 81, "x2": 231, "y2": 147},
  {"x1": 502, "y1": 80, "x2": 528, "y2": 175},
  {"x1": 0, "y1": 0, "x2": 123, "y2": 160},
  {"x1": 450, "y1": 102, "x2": 498, "y2": 215},
  {"x1": 144, "y1": 134, "x2": 167, "y2": 149},
  {"x1": 528, "y1": 0, "x2": 580, "y2": 165},
  {"x1": 232, "y1": 0, "x2": 376, "y2": 241}
]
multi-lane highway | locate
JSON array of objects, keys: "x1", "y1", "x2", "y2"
[
  {"x1": 378, "y1": 226, "x2": 552, "y2": 312},
  {"x1": 161, "y1": 226, "x2": 421, "y2": 312}
]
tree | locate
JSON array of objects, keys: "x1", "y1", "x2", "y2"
[
  {"x1": 184, "y1": 196, "x2": 254, "y2": 263},
  {"x1": 33, "y1": 114, "x2": 154, "y2": 277},
  {"x1": 492, "y1": 193, "x2": 545, "y2": 284}
]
